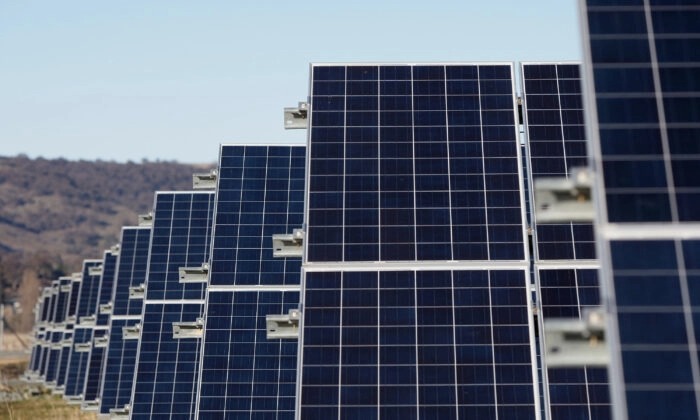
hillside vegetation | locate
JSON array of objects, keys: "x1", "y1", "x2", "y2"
[{"x1": 0, "y1": 155, "x2": 214, "y2": 332}]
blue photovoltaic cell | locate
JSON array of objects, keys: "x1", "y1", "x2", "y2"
[
  {"x1": 521, "y1": 63, "x2": 595, "y2": 261},
  {"x1": 208, "y1": 145, "x2": 305, "y2": 287},
  {"x1": 130, "y1": 191, "x2": 214, "y2": 419},
  {"x1": 299, "y1": 269, "x2": 536, "y2": 419},
  {"x1": 99, "y1": 318, "x2": 140, "y2": 414},
  {"x1": 538, "y1": 268, "x2": 610, "y2": 419},
  {"x1": 99, "y1": 226, "x2": 151, "y2": 415},
  {"x1": 582, "y1": 2, "x2": 700, "y2": 419},
  {"x1": 197, "y1": 290, "x2": 299, "y2": 418},
  {"x1": 95, "y1": 250, "x2": 118, "y2": 327},
  {"x1": 144, "y1": 192, "x2": 213, "y2": 301},
  {"x1": 83, "y1": 327, "x2": 108, "y2": 402},
  {"x1": 585, "y1": 1, "x2": 700, "y2": 223},
  {"x1": 132, "y1": 302, "x2": 204, "y2": 418},
  {"x1": 63, "y1": 260, "x2": 101, "y2": 399},
  {"x1": 307, "y1": 64, "x2": 527, "y2": 263},
  {"x1": 63, "y1": 327, "x2": 94, "y2": 398},
  {"x1": 112, "y1": 227, "x2": 151, "y2": 317},
  {"x1": 609, "y1": 240, "x2": 700, "y2": 419},
  {"x1": 56, "y1": 330, "x2": 73, "y2": 389},
  {"x1": 197, "y1": 145, "x2": 304, "y2": 419}
]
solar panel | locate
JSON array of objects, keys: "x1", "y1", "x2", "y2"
[
  {"x1": 55, "y1": 276, "x2": 83, "y2": 392},
  {"x1": 306, "y1": 64, "x2": 527, "y2": 263},
  {"x1": 196, "y1": 145, "x2": 305, "y2": 419},
  {"x1": 521, "y1": 63, "x2": 594, "y2": 261},
  {"x1": 63, "y1": 259, "x2": 102, "y2": 401},
  {"x1": 82, "y1": 249, "x2": 119, "y2": 407},
  {"x1": 299, "y1": 63, "x2": 539, "y2": 418},
  {"x1": 581, "y1": 1, "x2": 700, "y2": 419},
  {"x1": 130, "y1": 191, "x2": 214, "y2": 419},
  {"x1": 99, "y1": 226, "x2": 151, "y2": 416},
  {"x1": 521, "y1": 62, "x2": 611, "y2": 419}
]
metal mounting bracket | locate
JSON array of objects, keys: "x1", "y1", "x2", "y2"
[
  {"x1": 138, "y1": 212, "x2": 153, "y2": 227},
  {"x1": 173, "y1": 318, "x2": 204, "y2": 339},
  {"x1": 99, "y1": 303, "x2": 113, "y2": 315},
  {"x1": 284, "y1": 102, "x2": 309, "y2": 129},
  {"x1": 544, "y1": 307, "x2": 609, "y2": 367},
  {"x1": 129, "y1": 284, "x2": 145, "y2": 299},
  {"x1": 122, "y1": 324, "x2": 141, "y2": 340},
  {"x1": 272, "y1": 229, "x2": 304, "y2": 258},
  {"x1": 266, "y1": 308, "x2": 301, "y2": 339},
  {"x1": 79, "y1": 315, "x2": 96, "y2": 326},
  {"x1": 534, "y1": 167, "x2": 594, "y2": 223},
  {"x1": 178, "y1": 263, "x2": 209, "y2": 283},
  {"x1": 74, "y1": 342, "x2": 92, "y2": 353},
  {"x1": 81, "y1": 400, "x2": 100, "y2": 411},
  {"x1": 193, "y1": 169, "x2": 218, "y2": 190},
  {"x1": 88, "y1": 265, "x2": 103, "y2": 276},
  {"x1": 94, "y1": 336, "x2": 109, "y2": 348}
]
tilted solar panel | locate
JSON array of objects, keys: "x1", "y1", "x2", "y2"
[
  {"x1": 130, "y1": 191, "x2": 214, "y2": 419},
  {"x1": 63, "y1": 260, "x2": 101, "y2": 401},
  {"x1": 99, "y1": 226, "x2": 151, "y2": 416},
  {"x1": 82, "y1": 250, "x2": 119, "y2": 407},
  {"x1": 196, "y1": 144, "x2": 305, "y2": 419},
  {"x1": 299, "y1": 63, "x2": 539, "y2": 419},
  {"x1": 521, "y1": 62, "x2": 611, "y2": 419},
  {"x1": 581, "y1": 1, "x2": 700, "y2": 419}
]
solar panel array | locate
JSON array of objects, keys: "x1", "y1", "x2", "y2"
[
  {"x1": 196, "y1": 145, "x2": 304, "y2": 419},
  {"x1": 521, "y1": 62, "x2": 611, "y2": 419},
  {"x1": 21, "y1": 35, "x2": 699, "y2": 417},
  {"x1": 130, "y1": 191, "x2": 215, "y2": 419},
  {"x1": 581, "y1": 1, "x2": 700, "y2": 419}
]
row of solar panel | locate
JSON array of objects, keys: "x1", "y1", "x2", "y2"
[{"x1": 23, "y1": 62, "x2": 605, "y2": 420}]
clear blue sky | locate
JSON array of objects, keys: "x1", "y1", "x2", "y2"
[{"x1": 0, "y1": 1, "x2": 581, "y2": 163}]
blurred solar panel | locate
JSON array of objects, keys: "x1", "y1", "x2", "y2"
[
  {"x1": 581, "y1": 2, "x2": 700, "y2": 419},
  {"x1": 98, "y1": 226, "x2": 151, "y2": 416},
  {"x1": 196, "y1": 145, "x2": 305, "y2": 419},
  {"x1": 298, "y1": 63, "x2": 539, "y2": 418},
  {"x1": 130, "y1": 191, "x2": 214, "y2": 419}
]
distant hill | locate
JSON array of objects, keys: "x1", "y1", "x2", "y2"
[{"x1": 0, "y1": 155, "x2": 214, "y2": 332}]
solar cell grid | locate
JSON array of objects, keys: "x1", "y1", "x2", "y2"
[
  {"x1": 521, "y1": 63, "x2": 595, "y2": 261},
  {"x1": 112, "y1": 227, "x2": 151, "y2": 317},
  {"x1": 307, "y1": 63, "x2": 527, "y2": 263},
  {"x1": 299, "y1": 268, "x2": 537, "y2": 419}
]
